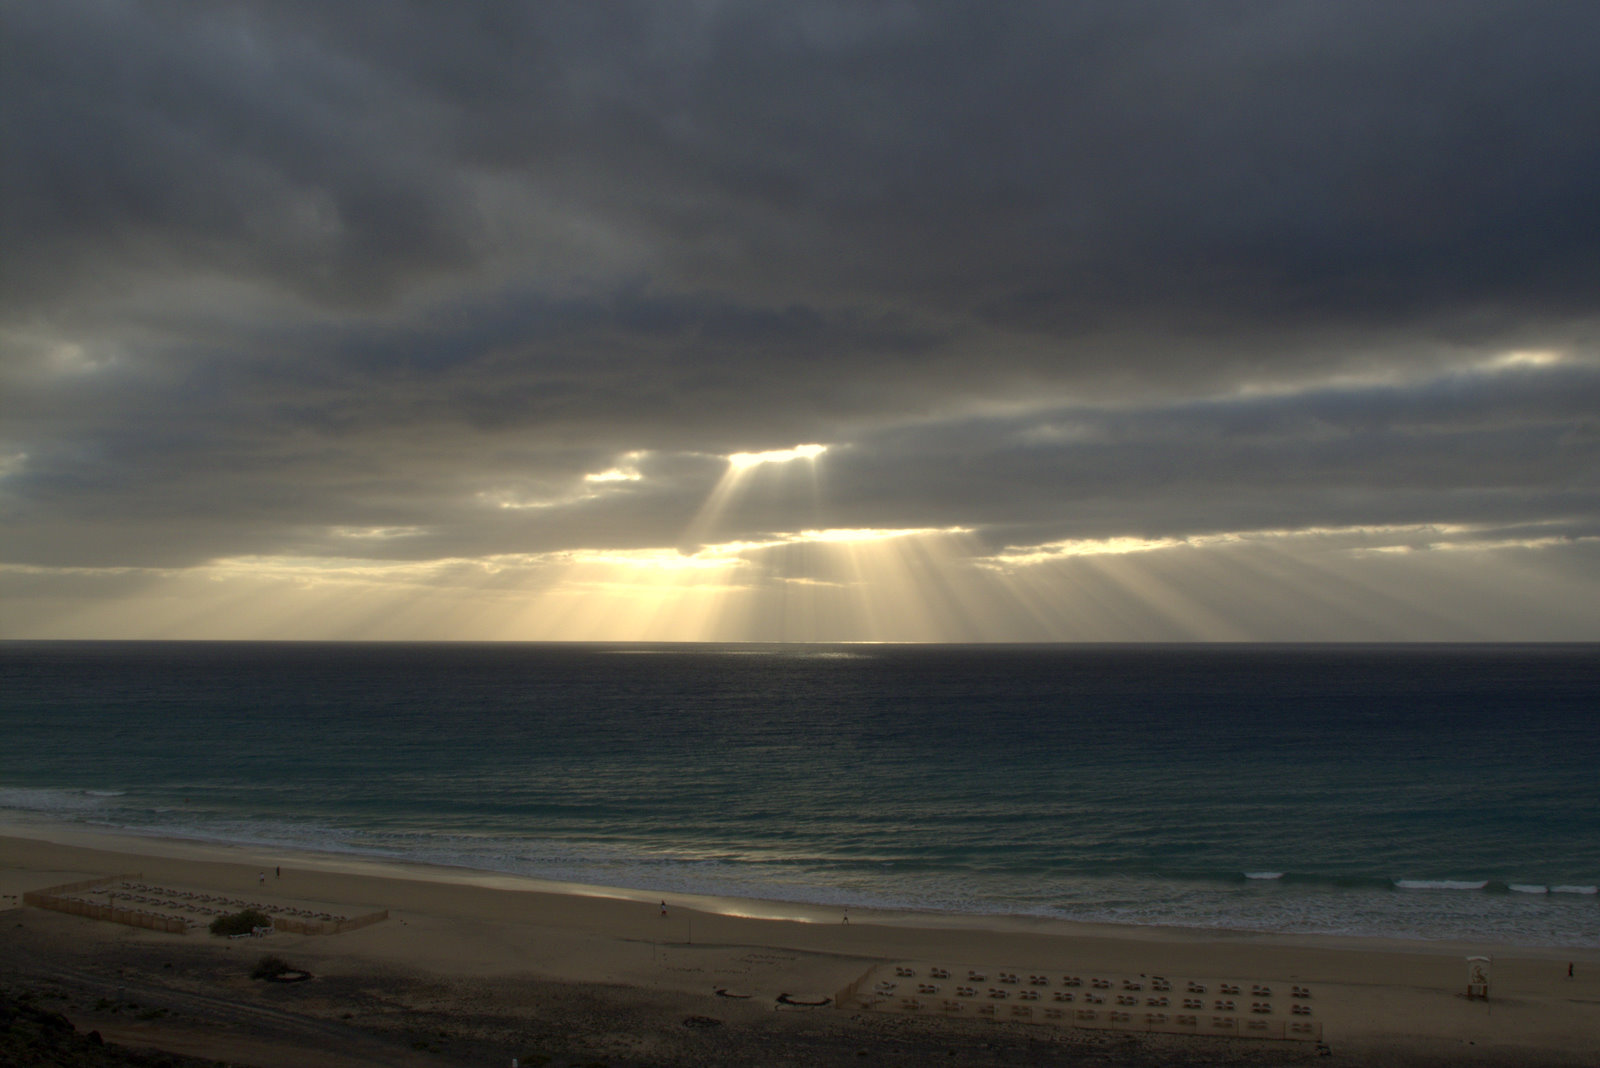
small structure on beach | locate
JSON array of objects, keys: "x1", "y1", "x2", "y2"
[{"x1": 1466, "y1": 955, "x2": 1492, "y2": 999}]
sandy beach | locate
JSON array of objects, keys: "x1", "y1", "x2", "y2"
[{"x1": 3, "y1": 821, "x2": 1597, "y2": 1067}]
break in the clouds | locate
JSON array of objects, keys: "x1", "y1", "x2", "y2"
[{"x1": 2, "y1": 1, "x2": 1598, "y2": 641}]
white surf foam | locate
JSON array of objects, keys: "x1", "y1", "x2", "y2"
[
  {"x1": 0, "y1": 786, "x2": 120, "y2": 813},
  {"x1": 1394, "y1": 879, "x2": 1488, "y2": 891}
]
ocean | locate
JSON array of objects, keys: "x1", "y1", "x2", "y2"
[{"x1": 2, "y1": 641, "x2": 1596, "y2": 947}]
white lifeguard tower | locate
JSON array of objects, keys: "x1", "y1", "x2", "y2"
[{"x1": 1466, "y1": 955, "x2": 1492, "y2": 999}]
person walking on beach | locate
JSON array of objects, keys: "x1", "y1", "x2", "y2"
[
  {"x1": 660, "y1": 900, "x2": 668, "y2": 918},
  {"x1": 257, "y1": 871, "x2": 265, "y2": 885}
]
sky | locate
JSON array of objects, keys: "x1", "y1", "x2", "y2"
[{"x1": 3, "y1": 1, "x2": 1599, "y2": 642}]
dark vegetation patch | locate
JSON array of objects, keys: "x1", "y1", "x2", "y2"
[{"x1": 208, "y1": 908, "x2": 271, "y2": 937}]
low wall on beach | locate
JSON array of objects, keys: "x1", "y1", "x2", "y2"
[
  {"x1": 24, "y1": 873, "x2": 188, "y2": 935},
  {"x1": 23, "y1": 874, "x2": 387, "y2": 937}
]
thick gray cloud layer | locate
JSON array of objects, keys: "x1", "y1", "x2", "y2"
[{"x1": 2, "y1": 1, "x2": 1598, "y2": 632}]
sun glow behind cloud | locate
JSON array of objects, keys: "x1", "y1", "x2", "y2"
[
  {"x1": 584, "y1": 450, "x2": 646, "y2": 482},
  {"x1": 727, "y1": 443, "x2": 827, "y2": 470},
  {"x1": 7, "y1": 515, "x2": 1597, "y2": 641},
  {"x1": 6, "y1": 371, "x2": 1599, "y2": 642}
]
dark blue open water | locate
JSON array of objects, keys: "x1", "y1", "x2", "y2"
[{"x1": 2, "y1": 641, "x2": 1596, "y2": 945}]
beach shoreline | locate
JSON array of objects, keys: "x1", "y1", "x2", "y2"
[
  {"x1": 4, "y1": 821, "x2": 1598, "y2": 1066},
  {"x1": 3, "y1": 815, "x2": 1591, "y2": 952}
]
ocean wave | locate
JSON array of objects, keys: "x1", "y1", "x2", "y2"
[
  {"x1": 0, "y1": 786, "x2": 124, "y2": 812},
  {"x1": 1243, "y1": 871, "x2": 1284, "y2": 880},
  {"x1": 1508, "y1": 884, "x2": 1549, "y2": 894},
  {"x1": 1550, "y1": 885, "x2": 1598, "y2": 895},
  {"x1": 1394, "y1": 879, "x2": 1489, "y2": 891}
]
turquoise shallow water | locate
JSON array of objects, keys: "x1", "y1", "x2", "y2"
[{"x1": 2, "y1": 641, "x2": 1597, "y2": 946}]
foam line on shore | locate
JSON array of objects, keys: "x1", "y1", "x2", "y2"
[{"x1": 5, "y1": 816, "x2": 1595, "y2": 957}]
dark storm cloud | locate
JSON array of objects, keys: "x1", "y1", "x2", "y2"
[
  {"x1": 1, "y1": 0, "x2": 482, "y2": 310},
  {"x1": 3, "y1": 1, "x2": 1599, "y2": 578},
  {"x1": 10, "y1": 2, "x2": 1600, "y2": 331}
]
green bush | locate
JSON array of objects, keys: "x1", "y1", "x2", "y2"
[{"x1": 208, "y1": 908, "x2": 271, "y2": 936}]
